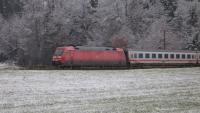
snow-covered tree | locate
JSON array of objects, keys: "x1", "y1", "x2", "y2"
[
  {"x1": 0, "y1": 0, "x2": 23, "y2": 18},
  {"x1": 1, "y1": 0, "x2": 200, "y2": 65}
]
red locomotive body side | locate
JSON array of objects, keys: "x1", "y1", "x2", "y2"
[
  {"x1": 52, "y1": 46, "x2": 127, "y2": 67},
  {"x1": 72, "y1": 48, "x2": 126, "y2": 67}
]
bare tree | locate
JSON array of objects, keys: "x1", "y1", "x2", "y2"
[{"x1": 112, "y1": 37, "x2": 128, "y2": 49}]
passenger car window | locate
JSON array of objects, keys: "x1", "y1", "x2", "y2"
[
  {"x1": 170, "y1": 54, "x2": 174, "y2": 59},
  {"x1": 187, "y1": 54, "x2": 191, "y2": 59},
  {"x1": 145, "y1": 53, "x2": 150, "y2": 58},
  {"x1": 152, "y1": 54, "x2": 156, "y2": 59},
  {"x1": 139, "y1": 53, "x2": 143, "y2": 58},
  {"x1": 176, "y1": 54, "x2": 180, "y2": 59},
  {"x1": 158, "y1": 54, "x2": 163, "y2": 59},
  {"x1": 134, "y1": 53, "x2": 137, "y2": 58},
  {"x1": 131, "y1": 54, "x2": 134, "y2": 58},
  {"x1": 182, "y1": 54, "x2": 186, "y2": 59},
  {"x1": 164, "y1": 54, "x2": 168, "y2": 59}
]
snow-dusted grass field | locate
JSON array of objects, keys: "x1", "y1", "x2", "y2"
[{"x1": 0, "y1": 67, "x2": 200, "y2": 113}]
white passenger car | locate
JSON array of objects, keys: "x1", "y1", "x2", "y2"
[{"x1": 128, "y1": 50, "x2": 199, "y2": 68}]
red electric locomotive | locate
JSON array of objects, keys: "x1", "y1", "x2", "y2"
[{"x1": 52, "y1": 46, "x2": 127, "y2": 67}]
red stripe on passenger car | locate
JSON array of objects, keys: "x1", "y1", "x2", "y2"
[{"x1": 129, "y1": 59, "x2": 197, "y2": 62}]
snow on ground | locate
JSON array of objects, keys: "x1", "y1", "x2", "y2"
[
  {"x1": 0, "y1": 63, "x2": 20, "y2": 70},
  {"x1": 0, "y1": 68, "x2": 200, "y2": 113}
]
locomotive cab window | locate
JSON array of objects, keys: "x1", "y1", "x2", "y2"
[
  {"x1": 139, "y1": 53, "x2": 144, "y2": 58},
  {"x1": 152, "y1": 54, "x2": 156, "y2": 59},
  {"x1": 54, "y1": 49, "x2": 64, "y2": 56},
  {"x1": 145, "y1": 53, "x2": 150, "y2": 58},
  {"x1": 158, "y1": 54, "x2": 163, "y2": 59}
]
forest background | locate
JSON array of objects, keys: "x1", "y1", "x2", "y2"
[{"x1": 0, "y1": 0, "x2": 200, "y2": 65}]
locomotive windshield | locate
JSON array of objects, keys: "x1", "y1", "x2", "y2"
[{"x1": 54, "y1": 49, "x2": 64, "y2": 56}]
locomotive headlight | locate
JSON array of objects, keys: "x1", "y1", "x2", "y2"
[{"x1": 53, "y1": 56, "x2": 62, "y2": 61}]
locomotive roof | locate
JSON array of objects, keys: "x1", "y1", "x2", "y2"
[
  {"x1": 128, "y1": 49, "x2": 199, "y2": 53},
  {"x1": 75, "y1": 46, "x2": 115, "y2": 51}
]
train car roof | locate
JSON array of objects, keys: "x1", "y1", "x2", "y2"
[
  {"x1": 128, "y1": 49, "x2": 199, "y2": 53},
  {"x1": 75, "y1": 46, "x2": 115, "y2": 51}
]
